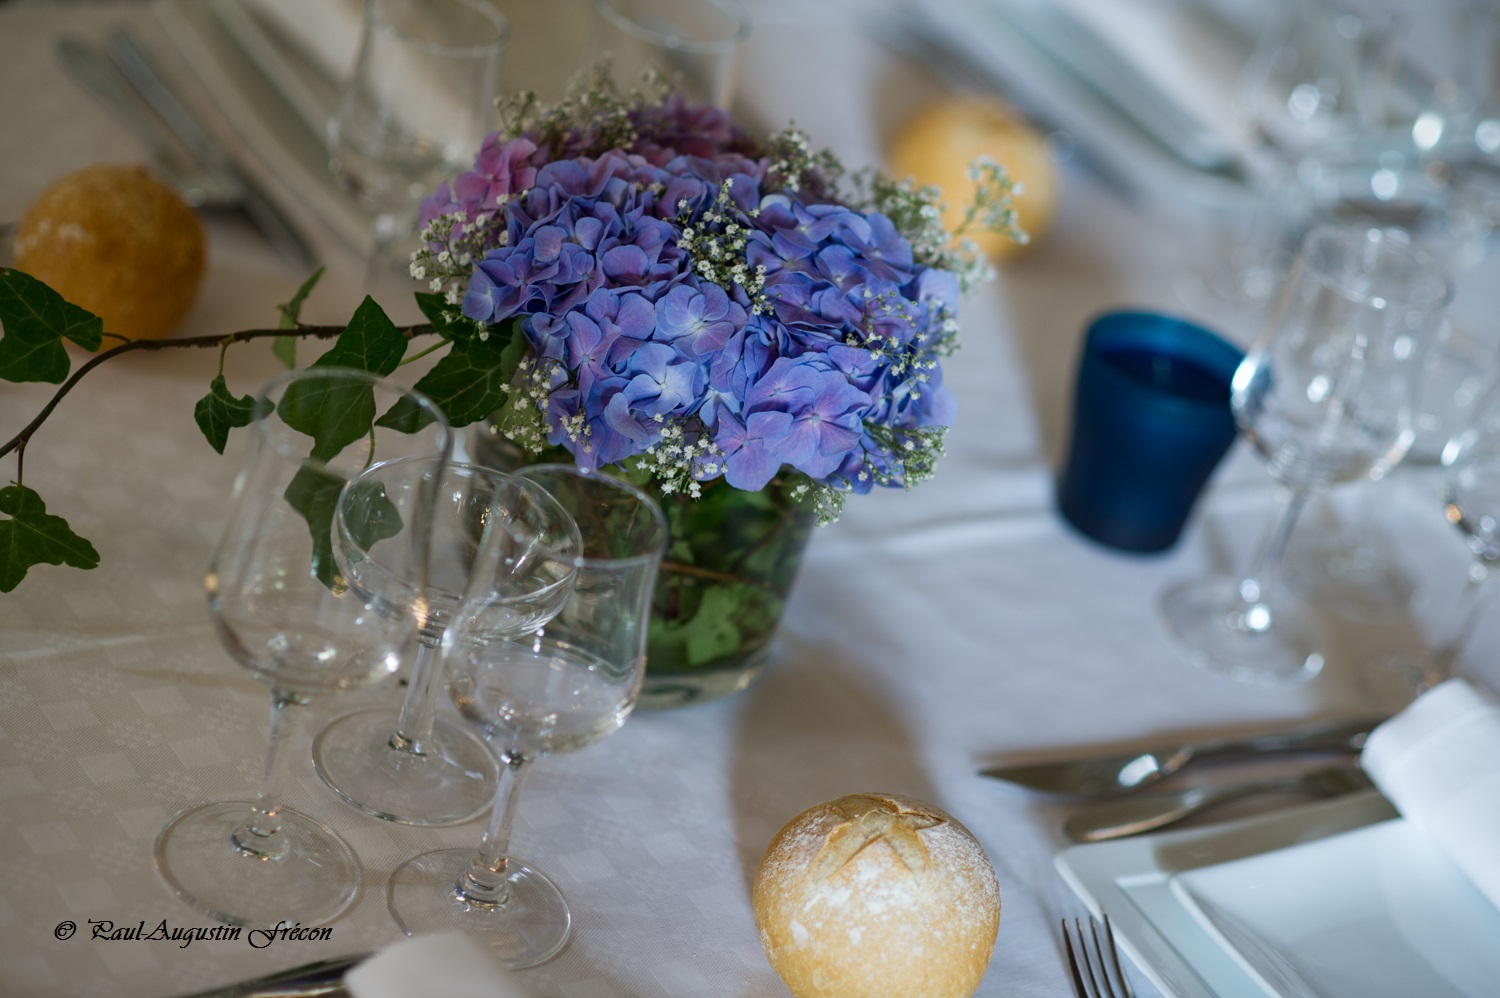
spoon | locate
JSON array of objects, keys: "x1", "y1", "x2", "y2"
[{"x1": 1063, "y1": 764, "x2": 1373, "y2": 842}]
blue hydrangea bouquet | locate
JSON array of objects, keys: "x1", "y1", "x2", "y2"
[{"x1": 407, "y1": 70, "x2": 1021, "y2": 705}]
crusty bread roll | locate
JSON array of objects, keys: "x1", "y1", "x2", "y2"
[
  {"x1": 14, "y1": 163, "x2": 206, "y2": 343},
  {"x1": 753, "y1": 792, "x2": 1001, "y2": 998}
]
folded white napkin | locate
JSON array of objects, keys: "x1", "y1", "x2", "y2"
[
  {"x1": 344, "y1": 932, "x2": 532, "y2": 998},
  {"x1": 1361, "y1": 678, "x2": 1500, "y2": 911}
]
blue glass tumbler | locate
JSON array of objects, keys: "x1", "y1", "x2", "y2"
[{"x1": 1056, "y1": 311, "x2": 1245, "y2": 553}]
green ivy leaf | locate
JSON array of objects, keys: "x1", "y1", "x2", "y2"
[
  {"x1": 279, "y1": 298, "x2": 409, "y2": 461},
  {"x1": 272, "y1": 335, "x2": 297, "y2": 369},
  {"x1": 283, "y1": 465, "x2": 346, "y2": 589},
  {"x1": 312, "y1": 295, "x2": 407, "y2": 375},
  {"x1": 413, "y1": 291, "x2": 470, "y2": 342},
  {"x1": 339, "y1": 477, "x2": 403, "y2": 554},
  {"x1": 0, "y1": 268, "x2": 104, "y2": 383},
  {"x1": 273, "y1": 266, "x2": 325, "y2": 369},
  {"x1": 382, "y1": 330, "x2": 519, "y2": 432},
  {"x1": 278, "y1": 267, "x2": 325, "y2": 328},
  {"x1": 0, "y1": 484, "x2": 100, "y2": 592},
  {"x1": 193, "y1": 375, "x2": 260, "y2": 454}
]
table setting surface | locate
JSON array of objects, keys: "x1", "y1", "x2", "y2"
[{"x1": 3, "y1": 2, "x2": 1499, "y2": 997}]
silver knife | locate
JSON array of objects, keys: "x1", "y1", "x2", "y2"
[
  {"x1": 165, "y1": 952, "x2": 368, "y2": 997},
  {"x1": 103, "y1": 27, "x2": 318, "y2": 272},
  {"x1": 980, "y1": 716, "x2": 1384, "y2": 797},
  {"x1": 1063, "y1": 764, "x2": 1373, "y2": 842}
]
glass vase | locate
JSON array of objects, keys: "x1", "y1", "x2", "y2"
[{"x1": 472, "y1": 423, "x2": 816, "y2": 708}]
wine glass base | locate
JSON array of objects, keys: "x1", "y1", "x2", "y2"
[
  {"x1": 1282, "y1": 534, "x2": 1416, "y2": 622},
  {"x1": 313, "y1": 709, "x2": 498, "y2": 826},
  {"x1": 154, "y1": 799, "x2": 360, "y2": 927},
  {"x1": 387, "y1": 848, "x2": 570, "y2": 970},
  {"x1": 1358, "y1": 650, "x2": 1452, "y2": 712},
  {"x1": 1161, "y1": 576, "x2": 1326, "y2": 686}
]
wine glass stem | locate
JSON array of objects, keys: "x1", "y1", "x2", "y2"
[
  {"x1": 1436, "y1": 559, "x2": 1491, "y2": 674},
  {"x1": 233, "y1": 688, "x2": 304, "y2": 857},
  {"x1": 363, "y1": 212, "x2": 400, "y2": 294},
  {"x1": 1234, "y1": 485, "x2": 1311, "y2": 628},
  {"x1": 389, "y1": 626, "x2": 444, "y2": 755},
  {"x1": 457, "y1": 751, "x2": 531, "y2": 906}
]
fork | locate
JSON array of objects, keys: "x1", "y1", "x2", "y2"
[{"x1": 1062, "y1": 914, "x2": 1135, "y2": 998}]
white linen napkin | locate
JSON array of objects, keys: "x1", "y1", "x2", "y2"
[
  {"x1": 343, "y1": 932, "x2": 532, "y2": 998},
  {"x1": 1361, "y1": 678, "x2": 1500, "y2": 911}
]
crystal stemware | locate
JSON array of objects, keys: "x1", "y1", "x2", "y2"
[
  {"x1": 328, "y1": 0, "x2": 508, "y2": 291},
  {"x1": 314, "y1": 456, "x2": 593, "y2": 825},
  {"x1": 1161, "y1": 224, "x2": 1451, "y2": 685},
  {"x1": 154, "y1": 368, "x2": 453, "y2": 927},
  {"x1": 387, "y1": 465, "x2": 667, "y2": 968},
  {"x1": 1365, "y1": 380, "x2": 1500, "y2": 705},
  {"x1": 1177, "y1": 0, "x2": 1397, "y2": 311},
  {"x1": 592, "y1": 0, "x2": 748, "y2": 108}
]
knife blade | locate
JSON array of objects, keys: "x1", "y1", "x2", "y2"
[
  {"x1": 980, "y1": 715, "x2": 1384, "y2": 797},
  {"x1": 102, "y1": 27, "x2": 318, "y2": 272},
  {"x1": 1062, "y1": 763, "x2": 1373, "y2": 842}
]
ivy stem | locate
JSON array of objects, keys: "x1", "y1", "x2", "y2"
[
  {"x1": 0, "y1": 322, "x2": 435, "y2": 461},
  {"x1": 398, "y1": 340, "x2": 447, "y2": 367}
]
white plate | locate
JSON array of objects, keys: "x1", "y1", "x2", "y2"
[
  {"x1": 1169, "y1": 817, "x2": 1500, "y2": 998},
  {"x1": 1055, "y1": 791, "x2": 1398, "y2": 998}
]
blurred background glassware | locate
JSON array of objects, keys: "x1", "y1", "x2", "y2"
[
  {"x1": 1177, "y1": 0, "x2": 1399, "y2": 312},
  {"x1": 328, "y1": 0, "x2": 508, "y2": 292},
  {"x1": 387, "y1": 465, "x2": 666, "y2": 968},
  {"x1": 1283, "y1": 315, "x2": 1500, "y2": 619},
  {"x1": 312, "y1": 458, "x2": 552, "y2": 827},
  {"x1": 154, "y1": 368, "x2": 453, "y2": 927},
  {"x1": 1363, "y1": 380, "x2": 1500, "y2": 708},
  {"x1": 592, "y1": 0, "x2": 748, "y2": 108},
  {"x1": 1161, "y1": 224, "x2": 1452, "y2": 686},
  {"x1": 1055, "y1": 311, "x2": 1245, "y2": 554}
]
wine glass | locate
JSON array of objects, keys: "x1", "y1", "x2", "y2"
[
  {"x1": 1179, "y1": 0, "x2": 1398, "y2": 311},
  {"x1": 1161, "y1": 224, "x2": 1451, "y2": 685},
  {"x1": 592, "y1": 0, "x2": 749, "y2": 108},
  {"x1": 154, "y1": 368, "x2": 453, "y2": 927},
  {"x1": 328, "y1": 0, "x2": 508, "y2": 291},
  {"x1": 313, "y1": 458, "x2": 524, "y2": 825},
  {"x1": 387, "y1": 465, "x2": 667, "y2": 968},
  {"x1": 1365, "y1": 378, "x2": 1500, "y2": 705}
]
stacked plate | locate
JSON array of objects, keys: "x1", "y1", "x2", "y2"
[{"x1": 1058, "y1": 792, "x2": 1500, "y2": 997}]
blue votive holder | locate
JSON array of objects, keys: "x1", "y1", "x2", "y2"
[{"x1": 1056, "y1": 311, "x2": 1245, "y2": 553}]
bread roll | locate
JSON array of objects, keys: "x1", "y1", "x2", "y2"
[
  {"x1": 14, "y1": 163, "x2": 206, "y2": 342},
  {"x1": 753, "y1": 792, "x2": 1001, "y2": 998}
]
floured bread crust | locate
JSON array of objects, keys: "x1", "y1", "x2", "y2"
[
  {"x1": 753, "y1": 792, "x2": 1001, "y2": 998},
  {"x1": 15, "y1": 163, "x2": 206, "y2": 342}
]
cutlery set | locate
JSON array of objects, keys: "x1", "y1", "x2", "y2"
[
  {"x1": 55, "y1": 28, "x2": 317, "y2": 271},
  {"x1": 983, "y1": 715, "x2": 1384, "y2": 842}
]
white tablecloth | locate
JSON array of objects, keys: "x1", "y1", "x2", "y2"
[{"x1": 2, "y1": 3, "x2": 1497, "y2": 997}]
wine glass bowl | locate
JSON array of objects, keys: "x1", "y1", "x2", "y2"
[
  {"x1": 387, "y1": 465, "x2": 667, "y2": 968},
  {"x1": 328, "y1": 0, "x2": 508, "y2": 286},
  {"x1": 154, "y1": 368, "x2": 454, "y2": 928},
  {"x1": 314, "y1": 457, "x2": 577, "y2": 827}
]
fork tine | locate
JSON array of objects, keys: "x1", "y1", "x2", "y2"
[
  {"x1": 1062, "y1": 918, "x2": 1091, "y2": 997},
  {"x1": 1062, "y1": 914, "x2": 1134, "y2": 998},
  {"x1": 1103, "y1": 914, "x2": 1135, "y2": 998},
  {"x1": 1084, "y1": 917, "x2": 1118, "y2": 998}
]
